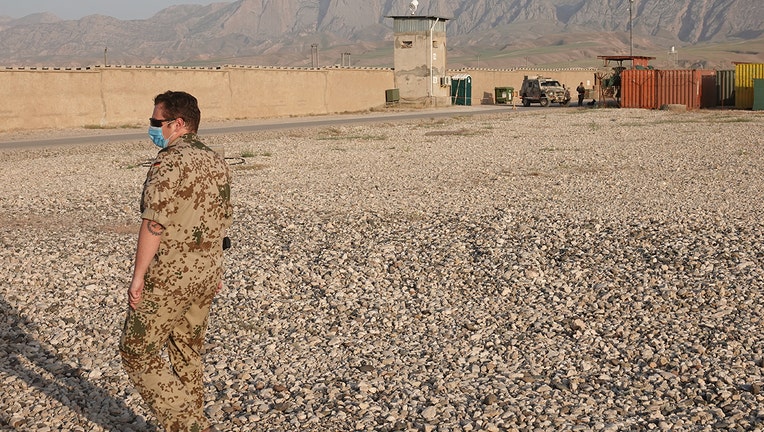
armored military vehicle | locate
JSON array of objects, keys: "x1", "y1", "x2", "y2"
[{"x1": 519, "y1": 76, "x2": 571, "y2": 107}]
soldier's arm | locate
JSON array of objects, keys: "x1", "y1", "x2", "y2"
[{"x1": 128, "y1": 219, "x2": 164, "y2": 309}]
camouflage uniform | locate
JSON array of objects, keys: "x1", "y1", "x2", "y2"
[{"x1": 120, "y1": 133, "x2": 232, "y2": 432}]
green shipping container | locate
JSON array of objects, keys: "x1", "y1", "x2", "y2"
[
  {"x1": 716, "y1": 70, "x2": 735, "y2": 107},
  {"x1": 753, "y1": 79, "x2": 764, "y2": 111}
]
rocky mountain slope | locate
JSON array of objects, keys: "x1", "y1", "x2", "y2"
[{"x1": 0, "y1": 0, "x2": 761, "y2": 68}]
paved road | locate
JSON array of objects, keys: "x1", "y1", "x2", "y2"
[{"x1": 0, "y1": 105, "x2": 525, "y2": 150}]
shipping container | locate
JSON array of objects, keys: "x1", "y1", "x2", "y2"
[
  {"x1": 620, "y1": 69, "x2": 715, "y2": 109},
  {"x1": 700, "y1": 74, "x2": 717, "y2": 108},
  {"x1": 716, "y1": 70, "x2": 735, "y2": 107},
  {"x1": 754, "y1": 79, "x2": 764, "y2": 111},
  {"x1": 735, "y1": 63, "x2": 764, "y2": 109},
  {"x1": 620, "y1": 69, "x2": 655, "y2": 108}
]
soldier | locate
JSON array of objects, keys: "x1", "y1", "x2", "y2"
[
  {"x1": 120, "y1": 91, "x2": 232, "y2": 432},
  {"x1": 577, "y1": 82, "x2": 586, "y2": 107}
]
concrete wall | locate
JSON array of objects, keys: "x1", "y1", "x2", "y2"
[
  {"x1": 0, "y1": 65, "x2": 395, "y2": 132},
  {"x1": 0, "y1": 68, "x2": 103, "y2": 130},
  {"x1": 0, "y1": 65, "x2": 600, "y2": 132}
]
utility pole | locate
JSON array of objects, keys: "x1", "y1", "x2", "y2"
[{"x1": 104, "y1": 47, "x2": 108, "y2": 66}]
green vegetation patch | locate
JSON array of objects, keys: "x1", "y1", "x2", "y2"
[{"x1": 240, "y1": 150, "x2": 273, "y2": 158}]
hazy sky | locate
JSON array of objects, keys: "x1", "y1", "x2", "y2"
[{"x1": 0, "y1": 1, "x2": 233, "y2": 21}]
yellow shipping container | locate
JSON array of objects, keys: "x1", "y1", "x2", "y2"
[{"x1": 735, "y1": 62, "x2": 764, "y2": 109}]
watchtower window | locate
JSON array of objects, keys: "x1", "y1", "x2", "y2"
[{"x1": 401, "y1": 41, "x2": 413, "y2": 48}]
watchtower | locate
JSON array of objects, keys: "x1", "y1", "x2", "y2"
[{"x1": 387, "y1": 15, "x2": 451, "y2": 106}]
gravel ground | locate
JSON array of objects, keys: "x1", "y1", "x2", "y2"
[{"x1": 0, "y1": 108, "x2": 763, "y2": 432}]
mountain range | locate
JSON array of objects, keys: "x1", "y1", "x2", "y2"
[{"x1": 1, "y1": 0, "x2": 762, "y2": 69}]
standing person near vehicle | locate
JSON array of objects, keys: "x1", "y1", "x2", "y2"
[
  {"x1": 120, "y1": 91, "x2": 232, "y2": 432},
  {"x1": 576, "y1": 82, "x2": 586, "y2": 106}
]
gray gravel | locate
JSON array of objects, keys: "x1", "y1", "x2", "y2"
[{"x1": 1, "y1": 108, "x2": 763, "y2": 431}]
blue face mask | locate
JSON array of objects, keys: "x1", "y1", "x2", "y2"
[{"x1": 148, "y1": 126, "x2": 169, "y2": 149}]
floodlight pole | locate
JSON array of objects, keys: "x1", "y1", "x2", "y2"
[
  {"x1": 429, "y1": 17, "x2": 439, "y2": 101},
  {"x1": 629, "y1": 0, "x2": 634, "y2": 67},
  {"x1": 311, "y1": 44, "x2": 320, "y2": 68}
]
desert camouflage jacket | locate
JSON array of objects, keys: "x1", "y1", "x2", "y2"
[{"x1": 140, "y1": 133, "x2": 232, "y2": 284}]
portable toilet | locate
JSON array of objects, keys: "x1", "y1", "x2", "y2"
[{"x1": 451, "y1": 74, "x2": 472, "y2": 106}]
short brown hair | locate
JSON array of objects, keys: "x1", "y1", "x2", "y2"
[{"x1": 153, "y1": 91, "x2": 201, "y2": 133}]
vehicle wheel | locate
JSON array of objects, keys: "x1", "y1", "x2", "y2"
[
  {"x1": 560, "y1": 99, "x2": 570, "y2": 106},
  {"x1": 523, "y1": 98, "x2": 531, "y2": 107},
  {"x1": 539, "y1": 98, "x2": 549, "y2": 107}
]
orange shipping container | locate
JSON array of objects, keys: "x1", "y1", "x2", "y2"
[{"x1": 621, "y1": 69, "x2": 716, "y2": 109}]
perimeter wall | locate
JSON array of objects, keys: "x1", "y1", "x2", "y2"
[
  {"x1": 0, "y1": 65, "x2": 597, "y2": 132},
  {"x1": 0, "y1": 65, "x2": 396, "y2": 132}
]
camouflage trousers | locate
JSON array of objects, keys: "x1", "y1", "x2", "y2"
[{"x1": 120, "y1": 275, "x2": 217, "y2": 432}]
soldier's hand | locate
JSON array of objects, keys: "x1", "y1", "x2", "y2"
[{"x1": 128, "y1": 278, "x2": 144, "y2": 309}]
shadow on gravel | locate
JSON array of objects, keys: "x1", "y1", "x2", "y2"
[{"x1": 0, "y1": 296, "x2": 158, "y2": 431}]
